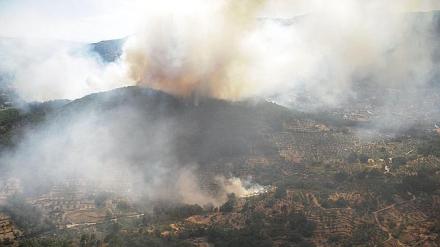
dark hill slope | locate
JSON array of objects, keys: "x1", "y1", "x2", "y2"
[{"x1": 57, "y1": 86, "x2": 292, "y2": 164}]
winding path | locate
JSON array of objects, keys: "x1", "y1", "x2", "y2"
[{"x1": 372, "y1": 195, "x2": 416, "y2": 246}]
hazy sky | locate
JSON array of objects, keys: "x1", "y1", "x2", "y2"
[
  {"x1": 0, "y1": 0, "x2": 140, "y2": 42},
  {"x1": 1, "y1": 0, "x2": 440, "y2": 43}
]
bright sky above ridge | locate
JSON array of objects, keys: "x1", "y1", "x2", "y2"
[{"x1": 0, "y1": 0, "x2": 439, "y2": 43}]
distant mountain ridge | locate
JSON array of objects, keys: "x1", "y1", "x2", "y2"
[{"x1": 90, "y1": 38, "x2": 125, "y2": 62}]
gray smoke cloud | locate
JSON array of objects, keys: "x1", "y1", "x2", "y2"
[
  {"x1": 0, "y1": 88, "x2": 257, "y2": 206},
  {"x1": 257, "y1": 1, "x2": 440, "y2": 133}
]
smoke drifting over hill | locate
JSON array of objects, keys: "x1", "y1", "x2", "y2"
[
  {"x1": 1, "y1": 87, "x2": 279, "y2": 206},
  {"x1": 1, "y1": 0, "x2": 439, "y2": 105},
  {"x1": 0, "y1": 39, "x2": 128, "y2": 101},
  {"x1": 121, "y1": 0, "x2": 440, "y2": 106}
]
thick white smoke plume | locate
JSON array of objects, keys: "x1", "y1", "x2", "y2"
[
  {"x1": 119, "y1": 0, "x2": 440, "y2": 107},
  {"x1": 1, "y1": 0, "x2": 439, "y2": 104},
  {"x1": 0, "y1": 39, "x2": 129, "y2": 101}
]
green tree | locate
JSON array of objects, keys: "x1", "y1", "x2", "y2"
[
  {"x1": 274, "y1": 184, "x2": 287, "y2": 199},
  {"x1": 220, "y1": 193, "x2": 236, "y2": 213}
]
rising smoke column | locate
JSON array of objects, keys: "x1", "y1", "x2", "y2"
[
  {"x1": 122, "y1": 0, "x2": 267, "y2": 100},
  {"x1": 120, "y1": 0, "x2": 440, "y2": 110}
]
